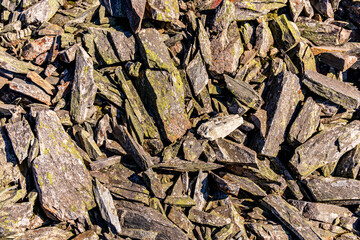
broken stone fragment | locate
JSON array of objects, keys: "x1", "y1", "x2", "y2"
[
  {"x1": 13, "y1": 227, "x2": 73, "y2": 240},
  {"x1": 197, "y1": 114, "x2": 243, "y2": 141},
  {"x1": 192, "y1": 171, "x2": 209, "y2": 210},
  {"x1": 0, "y1": 50, "x2": 39, "y2": 75},
  {"x1": 164, "y1": 195, "x2": 197, "y2": 207},
  {"x1": 113, "y1": 124, "x2": 154, "y2": 170},
  {"x1": 9, "y1": 78, "x2": 51, "y2": 105},
  {"x1": 296, "y1": 17, "x2": 351, "y2": 46},
  {"x1": 95, "y1": 114, "x2": 111, "y2": 147},
  {"x1": 270, "y1": 14, "x2": 301, "y2": 51},
  {"x1": 288, "y1": 97, "x2": 321, "y2": 146},
  {"x1": 77, "y1": 129, "x2": 104, "y2": 160},
  {"x1": 255, "y1": 21, "x2": 274, "y2": 58},
  {"x1": 109, "y1": 28, "x2": 137, "y2": 61},
  {"x1": 154, "y1": 158, "x2": 223, "y2": 172},
  {"x1": 253, "y1": 70, "x2": 303, "y2": 157},
  {"x1": 70, "y1": 46, "x2": 97, "y2": 124},
  {"x1": 22, "y1": 36, "x2": 54, "y2": 61},
  {"x1": 186, "y1": 52, "x2": 209, "y2": 96},
  {"x1": 101, "y1": 0, "x2": 126, "y2": 17},
  {"x1": 90, "y1": 156, "x2": 121, "y2": 171},
  {"x1": 93, "y1": 70, "x2": 123, "y2": 108},
  {"x1": 147, "y1": 0, "x2": 180, "y2": 22},
  {"x1": 247, "y1": 222, "x2": 290, "y2": 240},
  {"x1": 212, "y1": 138, "x2": 258, "y2": 167},
  {"x1": 26, "y1": 71, "x2": 55, "y2": 96},
  {"x1": 289, "y1": 0, "x2": 305, "y2": 21},
  {"x1": 198, "y1": 20, "x2": 212, "y2": 66},
  {"x1": 115, "y1": 67, "x2": 161, "y2": 143},
  {"x1": 182, "y1": 132, "x2": 205, "y2": 161},
  {"x1": 168, "y1": 206, "x2": 194, "y2": 234},
  {"x1": 289, "y1": 200, "x2": 353, "y2": 224},
  {"x1": 94, "y1": 179, "x2": 121, "y2": 234},
  {"x1": 33, "y1": 110, "x2": 95, "y2": 221},
  {"x1": 140, "y1": 69, "x2": 190, "y2": 143},
  {"x1": 335, "y1": 145, "x2": 360, "y2": 179},
  {"x1": 211, "y1": 172, "x2": 266, "y2": 197},
  {"x1": 261, "y1": 194, "x2": 322, "y2": 240},
  {"x1": 225, "y1": 75, "x2": 263, "y2": 110},
  {"x1": 116, "y1": 200, "x2": 187, "y2": 240},
  {"x1": 290, "y1": 121, "x2": 360, "y2": 177},
  {"x1": 19, "y1": 0, "x2": 64, "y2": 25},
  {"x1": 142, "y1": 168, "x2": 166, "y2": 199},
  {"x1": 304, "y1": 70, "x2": 360, "y2": 110},
  {"x1": 319, "y1": 51, "x2": 358, "y2": 71},
  {"x1": 0, "y1": 202, "x2": 33, "y2": 237},
  {"x1": 303, "y1": 176, "x2": 360, "y2": 204},
  {"x1": 125, "y1": 0, "x2": 146, "y2": 33},
  {"x1": 232, "y1": 0, "x2": 287, "y2": 21},
  {"x1": 310, "y1": 0, "x2": 334, "y2": 18},
  {"x1": 72, "y1": 230, "x2": 99, "y2": 240},
  {"x1": 5, "y1": 120, "x2": 35, "y2": 164},
  {"x1": 209, "y1": 21, "x2": 243, "y2": 75},
  {"x1": 211, "y1": 0, "x2": 235, "y2": 33},
  {"x1": 188, "y1": 208, "x2": 231, "y2": 227}
]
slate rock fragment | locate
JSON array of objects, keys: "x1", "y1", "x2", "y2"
[
  {"x1": 147, "y1": 0, "x2": 180, "y2": 22},
  {"x1": 197, "y1": 114, "x2": 243, "y2": 141},
  {"x1": 0, "y1": 202, "x2": 33, "y2": 237},
  {"x1": 22, "y1": 36, "x2": 54, "y2": 61},
  {"x1": 261, "y1": 194, "x2": 322, "y2": 240},
  {"x1": 335, "y1": 145, "x2": 360, "y2": 179},
  {"x1": 232, "y1": 0, "x2": 287, "y2": 21},
  {"x1": 70, "y1": 46, "x2": 97, "y2": 124},
  {"x1": 290, "y1": 120, "x2": 360, "y2": 177},
  {"x1": 188, "y1": 208, "x2": 231, "y2": 227},
  {"x1": 254, "y1": 70, "x2": 303, "y2": 157},
  {"x1": 225, "y1": 75, "x2": 263, "y2": 110},
  {"x1": 19, "y1": 0, "x2": 65, "y2": 25},
  {"x1": 288, "y1": 97, "x2": 321, "y2": 146},
  {"x1": 5, "y1": 120, "x2": 35, "y2": 164},
  {"x1": 13, "y1": 227, "x2": 73, "y2": 240},
  {"x1": 304, "y1": 70, "x2": 360, "y2": 110},
  {"x1": 270, "y1": 14, "x2": 301, "y2": 51},
  {"x1": 303, "y1": 176, "x2": 360, "y2": 204},
  {"x1": 94, "y1": 179, "x2": 121, "y2": 234},
  {"x1": 9, "y1": 78, "x2": 51, "y2": 105},
  {"x1": 116, "y1": 200, "x2": 187, "y2": 240},
  {"x1": 319, "y1": 51, "x2": 358, "y2": 71},
  {"x1": 186, "y1": 52, "x2": 209, "y2": 96},
  {"x1": 32, "y1": 110, "x2": 95, "y2": 221}
]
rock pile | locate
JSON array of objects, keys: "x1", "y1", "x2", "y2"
[{"x1": 0, "y1": 0, "x2": 360, "y2": 239}]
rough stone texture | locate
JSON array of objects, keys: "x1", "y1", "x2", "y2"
[
  {"x1": 247, "y1": 222, "x2": 290, "y2": 240},
  {"x1": 254, "y1": 70, "x2": 303, "y2": 157},
  {"x1": 188, "y1": 208, "x2": 231, "y2": 227},
  {"x1": 22, "y1": 36, "x2": 54, "y2": 61},
  {"x1": 211, "y1": 0, "x2": 235, "y2": 33},
  {"x1": 32, "y1": 110, "x2": 95, "y2": 221},
  {"x1": 116, "y1": 200, "x2": 187, "y2": 240},
  {"x1": 154, "y1": 158, "x2": 223, "y2": 172},
  {"x1": 125, "y1": 0, "x2": 146, "y2": 33},
  {"x1": 209, "y1": 21, "x2": 243, "y2": 75},
  {"x1": 310, "y1": 0, "x2": 334, "y2": 18},
  {"x1": 141, "y1": 69, "x2": 190, "y2": 143},
  {"x1": 198, "y1": 20, "x2": 212, "y2": 66},
  {"x1": 9, "y1": 78, "x2": 51, "y2": 105},
  {"x1": 304, "y1": 70, "x2": 360, "y2": 110},
  {"x1": 168, "y1": 206, "x2": 194, "y2": 234},
  {"x1": 296, "y1": 17, "x2": 352, "y2": 46},
  {"x1": 147, "y1": 0, "x2": 179, "y2": 22},
  {"x1": 13, "y1": 227, "x2": 73, "y2": 240},
  {"x1": 94, "y1": 179, "x2": 121, "y2": 234},
  {"x1": 213, "y1": 138, "x2": 258, "y2": 167},
  {"x1": 19, "y1": 0, "x2": 65, "y2": 25},
  {"x1": 93, "y1": 70, "x2": 123, "y2": 108},
  {"x1": 70, "y1": 46, "x2": 97, "y2": 124},
  {"x1": 225, "y1": 75, "x2": 263, "y2": 110},
  {"x1": 335, "y1": 144, "x2": 360, "y2": 179},
  {"x1": 261, "y1": 194, "x2": 322, "y2": 240},
  {"x1": 0, "y1": 202, "x2": 33, "y2": 237},
  {"x1": 197, "y1": 114, "x2": 243, "y2": 141},
  {"x1": 109, "y1": 29, "x2": 137, "y2": 61},
  {"x1": 288, "y1": 97, "x2": 321, "y2": 146},
  {"x1": 289, "y1": 200, "x2": 353, "y2": 223},
  {"x1": 270, "y1": 14, "x2": 301, "y2": 51},
  {"x1": 186, "y1": 52, "x2": 209, "y2": 96},
  {"x1": 233, "y1": 0, "x2": 287, "y2": 21},
  {"x1": 255, "y1": 21, "x2": 274, "y2": 58},
  {"x1": 303, "y1": 176, "x2": 360, "y2": 204},
  {"x1": 290, "y1": 121, "x2": 360, "y2": 177},
  {"x1": 319, "y1": 51, "x2": 358, "y2": 71}
]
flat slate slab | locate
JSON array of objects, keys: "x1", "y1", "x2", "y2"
[
  {"x1": 304, "y1": 70, "x2": 360, "y2": 110},
  {"x1": 32, "y1": 110, "x2": 95, "y2": 221}
]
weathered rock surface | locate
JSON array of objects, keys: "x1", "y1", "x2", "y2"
[
  {"x1": 70, "y1": 46, "x2": 97, "y2": 124},
  {"x1": 290, "y1": 121, "x2": 360, "y2": 177},
  {"x1": 32, "y1": 110, "x2": 95, "y2": 221},
  {"x1": 304, "y1": 70, "x2": 360, "y2": 110}
]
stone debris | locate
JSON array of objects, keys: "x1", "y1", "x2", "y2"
[{"x1": 0, "y1": 0, "x2": 359, "y2": 239}]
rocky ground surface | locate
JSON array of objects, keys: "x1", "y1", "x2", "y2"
[{"x1": 0, "y1": 0, "x2": 360, "y2": 239}]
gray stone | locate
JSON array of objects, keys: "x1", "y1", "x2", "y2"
[
  {"x1": 70, "y1": 46, "x2": 97, "y2": 124},
  {"x1": 32, "y1": 110, "x2": 95, "y2": 221},
  {"x1": 186, "y1": 52, "x2": 209, "y2": 96}
]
